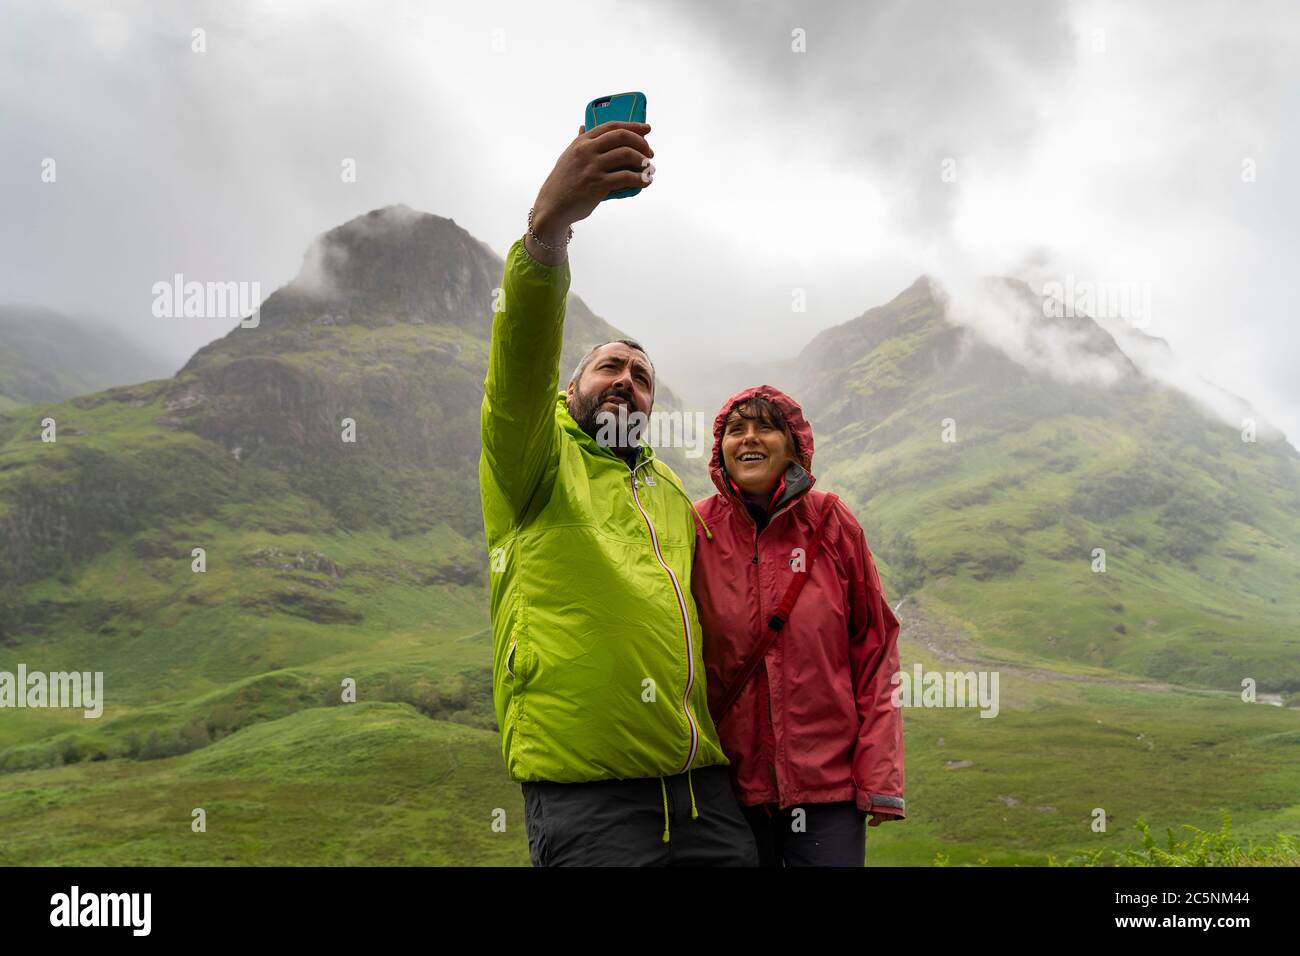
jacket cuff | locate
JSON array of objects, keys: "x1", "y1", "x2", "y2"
[
  {"x1": 507, "y1": 237, "x2": 571, "y2": 313},
  {"x1": 516, "y1": 235, "x2": 572, "y2": 277},
  {"x1": 857, "y1": 792, "x2": 906, "y2": 817}
]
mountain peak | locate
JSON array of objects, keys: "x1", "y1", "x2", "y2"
[
  {"x1": 177, "y1": 205, "x2": 511, "y2": 374},
  {"x1": 285, "y1": 205, "x2": 493, "y2": 310}
]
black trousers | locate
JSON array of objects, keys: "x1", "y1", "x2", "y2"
[
  {"x1": 521, "y1": 764, "x2": 759, "y2": 866},
  {"x1": 741, "y1": 801, "x2": 867, "y2": 866}
]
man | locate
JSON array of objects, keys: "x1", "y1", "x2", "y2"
[{"x1": 479, "y1": 119, "x2": 756, "y2": 866}]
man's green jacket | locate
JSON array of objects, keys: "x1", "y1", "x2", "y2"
[{"x1": 479, "y1": 237, "x2": 728, "y2": 783}]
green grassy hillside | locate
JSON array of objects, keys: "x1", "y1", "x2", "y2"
[
  {"x1": 2, "y1": 638, "x2": 1297, "y2": 865},
  {"x1": 799, "y1": 277, "x2": 1300, "y2": 692}
]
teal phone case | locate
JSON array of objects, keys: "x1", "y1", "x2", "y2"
[{"x1": 584, "y1": 92, "x2": 647, "y2": 200}]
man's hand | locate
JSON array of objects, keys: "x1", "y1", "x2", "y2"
[
  {"x1": 525, "y1": 121, "x2": 655, "y2": 265},
  {"x1": 868, "y1": 812, "x2": 891, "y2": 827}
]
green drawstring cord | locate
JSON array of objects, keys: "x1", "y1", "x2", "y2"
[
  {"x1": 660, "y1": 770, "x2": 702, "y2": 843},
  {"x1": 660, "y1": 777, "x2": 671, "y2": 843}
]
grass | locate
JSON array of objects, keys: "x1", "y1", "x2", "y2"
[
  {"x1": 2, "y1": 628, "x2": 1297, "y2": 865},
  {"x1": 1049, "y1": 812, "x2": 1300, "y2": 866},
  {"x1": 0, "y1": 704, "x2": 527, "y2": 866},
  {"x1": 860, "y1": 650, "x2": 1300, "y2": 866}
]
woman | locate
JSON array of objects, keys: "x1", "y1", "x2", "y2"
[{"x1": 689, "y1": 384, "x2": 905, "y2": 866}]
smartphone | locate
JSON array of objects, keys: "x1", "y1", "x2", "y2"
[{"x1": 584, "y1": 92, "x2": 648, "y2": 201}]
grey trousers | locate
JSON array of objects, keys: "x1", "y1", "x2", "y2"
[
  {"x1": 741, "y1": 800, "x2": 867, "y2": 867},
  {"x1": 521, "y1": 764, "x2": 759, "y2": 867}
]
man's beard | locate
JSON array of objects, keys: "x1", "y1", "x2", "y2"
[{"x1": 569, "y1": 386, "x2": 644, "y2": 461}]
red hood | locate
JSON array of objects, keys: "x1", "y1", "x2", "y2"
[{"x1": 708, "y1": 384, "x2": 816, "y2": 500}]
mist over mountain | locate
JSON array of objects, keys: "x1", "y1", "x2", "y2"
[
  {"x1": 671, "y1": 356, "x2": 799, "y2": 416},
  {"x1": 787, "y1": 273, "x2": 1299, "y2": 686},
  {"x1": 0, "y1": 306, "x2": 173, "y2": 412}
]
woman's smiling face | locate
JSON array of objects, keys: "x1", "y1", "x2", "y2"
[{"x1": 721, "y1": 401, "x2": 797, "y2": 500}]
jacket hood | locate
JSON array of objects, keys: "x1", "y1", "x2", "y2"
[{"x1": 708, "y1": 384, "x2": 816, "y2": 501}]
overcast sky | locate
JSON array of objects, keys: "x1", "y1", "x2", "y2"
[{"x1": 2, "y1": 0, "x2": 1297, "y2": 445}]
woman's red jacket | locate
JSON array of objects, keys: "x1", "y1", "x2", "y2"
[{"x1": 691, "y1": 385, "x2": 906, "y2": 818}]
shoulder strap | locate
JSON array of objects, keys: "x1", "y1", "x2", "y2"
[{"x1": 715, "y1": 493, "x2": 840, "y2": 724}]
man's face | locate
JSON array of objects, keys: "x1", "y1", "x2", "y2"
[{"x1": 567, "y1": 343, "x2": 654, "y2": 447}]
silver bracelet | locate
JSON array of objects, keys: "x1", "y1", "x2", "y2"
[{"x1": 528, "y1": 206, "x2": 573, "y2": 252}]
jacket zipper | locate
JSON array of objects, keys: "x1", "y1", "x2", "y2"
[
  {"x1": 734, "y1": 493, "x2": 804, "y2": 805},
  {"x1": 630, "y1": 460, "x2": 700, "y2": 773}
]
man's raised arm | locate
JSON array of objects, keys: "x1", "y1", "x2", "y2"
[
  {"x1": 480, "y1": 121, "x2": 655, "y2": 523},
  {"x1": 480, "y1": 234, "x2": 571, "y2": 522}
]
